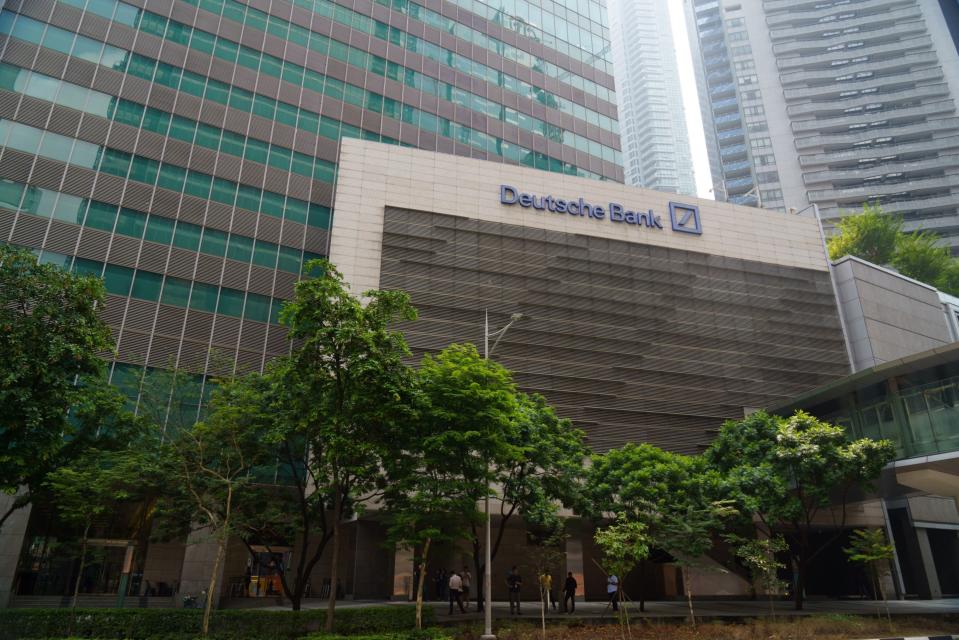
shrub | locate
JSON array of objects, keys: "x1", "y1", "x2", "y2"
[{"x1": 0, "y1": 606, "x2": 433, "y2": 640}]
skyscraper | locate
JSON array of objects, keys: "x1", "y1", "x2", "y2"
[
  {"x1": 687, "y1": 0, "x2": 959, "y2": 248},
  {"x1": 0, "y1": 0, "x2": 621, "y2": 403},
  {"x1": 609, "y1": 0, "x2": 696, "y2": 195}
]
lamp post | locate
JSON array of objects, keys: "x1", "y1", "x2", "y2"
[{"x1": 481, "y1": 309, "x2": 525, "y2": 640}]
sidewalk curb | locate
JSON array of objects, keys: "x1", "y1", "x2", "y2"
[{"x1": 863, "y1": 636, "x2": 959, "y2": 640}]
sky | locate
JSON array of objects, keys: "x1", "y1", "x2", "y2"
[{"x1": 666, "y1": 0, "x2": 714, "y2": 199}]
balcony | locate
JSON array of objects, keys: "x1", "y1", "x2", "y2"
[
  {"x1": 776, "y1": 34, "x2": 932, "y2": 71},
  {"x1": 799, "y1": 134, "x2": 959, "y2": 167},
  {"x1": 794, "y1": 116, "x2": 959, "y2": 150},
  {"x1": 768, "y1": 5, "x2": 921, "y2": 43},
  {"x1": 771, "y1": 19, "x2": 927, "y2": 56},
  {"x1": 786, "y1": 83, "x2": 952, "y2": 119},
  {"x1": 818, "y1": 193, "x2": 959, "y2": 221},
  {"x1": 765, "y1": 0, "x2": 911, "y2": 28},
  {"x1": 802, "y1": 153, "x2": 959, "y2": 186},
  {"x1": 808, "y1": 174, "x2": 959, "y2": 201},
  {"x1": 723, "y1": 159, "x2": 752, "y2": 177},
  {"x1": 783, "y1": 67, "x2": 944, "y2": 102},
  {"x1": 780, "y1": 50, "x2": 939, "y2": 88},
  {"x1": 790, "y1": 99, "x2": 956, "y2": 135},
  {"x1": 709, "y1": 83, "x2": 736, "y2": 100},
  {"x1": 714, "y1": 112, "x2": 743, "y2": 128},
  {"x1": 720, "y1": 143, "x2": 748, "y2": 160},
  {"x1": 725, "y1": 176, "x2": 755, "y2": 193},
  {"x1": 717, "y1": 128, "x2": 746, "y2": 144}
]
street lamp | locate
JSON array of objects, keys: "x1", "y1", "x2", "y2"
[{"x1": 481, "y1": 309, "x2": 525, "y2": 640}]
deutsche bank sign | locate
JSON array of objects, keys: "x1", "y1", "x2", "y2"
[{"x1": 499, "y1": 185, "x2": 702, "y2": 235}]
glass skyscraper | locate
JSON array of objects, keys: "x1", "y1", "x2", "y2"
[{"x1": 0, "y1": 0, "x2": 621, "y2": 404}]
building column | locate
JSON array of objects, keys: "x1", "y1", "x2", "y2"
[
  {"x1": 915, "y1": 527, "x2": 943, "y2": 599},
  {"x1": 178, "y1": 529, "x2": 227, "y2": 607},
  {"x1": 564, "y1": 522, "x2": 586, "y2": 598},
  {"x1": 392, "y1": 545, "x2": 414, "y2": 601},
  {"x1": 0, "y1": 494, "x2": 31, "y2": 608}
]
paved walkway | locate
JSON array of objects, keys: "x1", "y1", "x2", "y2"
[{"x1": 261, "y1": 597, "x2": 959, "y2": 621}]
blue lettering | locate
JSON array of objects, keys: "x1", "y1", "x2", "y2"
[
  {"x1": 500, "y1": 184, "x2": 518, "y2": 204},
  {"x1": 609, "y1": 202, "x2": 624, "y2": 222},
  {"x1": 556, "y1": 199, "x2": 568, "y2": 213},
  {"x1": 519, "y1": 193, "x2": 533, "y2": 207},
  {"x1": 593, "y1": 205, "x2": 605, "y2": 219}
]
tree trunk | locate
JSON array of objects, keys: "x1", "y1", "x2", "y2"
[
  {"x1": 416, "y1": 538, "x2": 431, "y2": 630},
  {"x1": 620, "y1": 585, "x2": 631, "y2": 640},
  {"x1": 793, "y1": 560, "x2": 806, "y2": 611},
  {"x1": 70, "y1": 522, "x2": 91, "y2": 635},
  {"x1": 540, "y1": 583, "x2": 546, "y2": 640},
  {"x1": 324, "y1": 490, "x2": 343, "y2": 633},
  {"x1": 202, "y1": 535, "x2": 226, "y2": 636},
  {"x1": 472, "y1": 538, "x2": 484, "y2": 613},
  {"x1": 638, "y1": 559, "x2": 645, "y2": 613},
  {"x1": 874, "y1": 565, "x2": 891, "y2": 627},
  {"x1": 683, "y1": 566, "x2": 695, "y2": 627}
]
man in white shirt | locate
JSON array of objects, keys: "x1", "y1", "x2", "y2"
[
  {"x1": 448, "y1": 571, "x2": 465, "y2": 614},
  {"x1": 607, "y1": 574, "x2": 619, "y2": 611}
]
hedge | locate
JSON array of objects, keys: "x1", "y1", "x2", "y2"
[{"x1": 0, "y1": 605, "x2": 434, "y2": 640}]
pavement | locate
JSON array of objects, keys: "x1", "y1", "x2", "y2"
[{"x1": 260, "y1": 596, "x2": 959, "y2": 621}]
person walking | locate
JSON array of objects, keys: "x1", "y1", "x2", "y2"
[
  {"x1": 563, "y1": 571, "x2": 577, "y2": 613},
  {"x1": 507, "y1": 566, "x2": 523, "y2": 615},
  {"x1": 538, "y1": 571, "x2": 552, "y2": 614},
  {"x1": 461, "y1": 566, "x2": 472, "y2": 610},
  {"x1": 448, "y1": 571, "x2": 465, "y2": 614},
  {"x1": 607, "y1": 573, "x2": 619, "y2": 611}
]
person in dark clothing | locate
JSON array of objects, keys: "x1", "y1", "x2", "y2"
[
  {"x1": 506, "y1": 566, "x2": 523, "y2": 614},
  {"x1": 563, "y1": 571, "x2": 577, "y2": 613}
]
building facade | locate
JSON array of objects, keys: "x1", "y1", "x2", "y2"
[
  {"x1": 687, "y1": 0, "x2": 959, "y2": 248},
  {"x1": 608, "y1": 0, "x2": 696, "y2": 195},
  {"x1": 0, "y1": 0, "x2": 620, "y2": 607},
  {"x1": 0, "y1": 0, "x2": 622, "y2": 406}
]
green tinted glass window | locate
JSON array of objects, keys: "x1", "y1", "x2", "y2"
[
  {"x1": 116, "y1": 207, "x2": 146, "y2": 238},
  {"x1": 161, "y1": 276, "x2": 191, "y2": 307},
  {"x1": 260, "y1": 192, "x2": 285, "y2": 219},
  {"x1": 270, "y1": 298, "x2": 284, "y2": 324},
  {"x1": 217, "y1": 288, "x2": 244, "y2": 318},
  {"x1": 104, "y1": 264, "x2": 134, "y2": 296},
  {"x1": 157, "y1": 164, "x2": 186, "y2": 191},
  {"x1": 98, "y1": 148, "x2": 132, "y2": 177},
  {"x1": 72, "y1": 257, "x2": 103, "y2": 277},
  {"x1": 211, "y1": 178, "x2": 237, "y2": 205},
  {"x1": 131, "y1": 270, "x2": 163, "y2": 302},
  {"x1": 277, "y1": 246, "x2": 300, "y2": 273},
  {"x1": 244, "y1": 293, "x2": 271, "y2": 322},
  {"x1": 284, "y1": 198, "x2": 307, "y2": 225},
  {"x1": 236, "y1": 185, "x2": 261, "y2": 212},
  {"x1": 84, "y1": 201, "x2": 117, "y2": 231},
  {"x1": 184, "y1": 171, "x2": 212, "y2": 198},
  {"x1": 226, "y1": 234, "x2": 253, "y2": 263},
  {"x1": 190, "y1": 282, "x2": 218, "y2": 312},
  {"x1": 145, "y1": 215, "x2": 175, "y2": 244},
  {"x1": 173, "y1": 222, "x2": 201, "y2": 251},
  {"x1": 37, "y1": 131, "x2": 74, "y2": 162},
  {"x1": 50, "y1": 194, "x2": 86, "y2": 225},
  {"x1": 114, "y1": 101, "x2": 144, "y2": 127},
  {"x1": 245, "y1": 138, "x2": 268, "y2": 165},
  {"x1": 0, "y1": 179, "x2": 24, "y2": 209},
  {"x1": 308, "y1": 204, "x2": 331, "y2": 228},
  {"x1": 200, "y1": 228, "x2": 227, "y2": 257},
  {"x1": 129, "y1": 156, "x2": 159, "y2": 184},
  {"x1": 252, "y1": 240, "x2": 278, "y2": 268},
  {"x1": 20, "y1": 185, "x2": 57, "y2": 217}
]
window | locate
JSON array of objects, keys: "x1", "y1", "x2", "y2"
[
  {"x1": 103, "y1": 264, "x2": 134, "y2": 296},
  {"x1": 145, "y1": 215, "x2": 175, "y2": 244},
  {"x1": 131, "y1": 270, "x2": 163, "y2": 302},
  {"x1": 226, "y1": 234, "x2": 254, "y2": 263},
  {"x1": 252, "y1": 240, "x2": 278, "y2": 268},
  {"x1": 84, "y1": 201, "x2": 118, "y2": 231},
  {"x1": 115, "y1": 207, "x2": 146, "y2": 238},
  {"x1": 173, "y1": 222, "x2": 201, "y2": 251},
  {"x1": 199, "y1": 228, "x2": 227, "y2": 257},
  {"x1": 244, "y1": 293, "x2": 271, "y2": 322},
  {"x1": 189, "y1": 282, "x2": 218, "y2": 313},
  {"x1": 161, "y1": 276, "x2": 191, "y2": 307},
  {"x1": 53, "y1": 193, "x2": 86, "y2": 224},
  {"x1": 217, "y1": 288, "x2": 245, "y2": 318}
]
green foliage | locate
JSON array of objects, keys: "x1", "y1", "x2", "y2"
[
  {"x1": 0, "y1": 245, "x2": 115, "y2": 525},
  {"x1": 827, "y1": 202, "x2": 959, "y2": 295},
  {"x1": 827, "y1": 203, "x2": 900, "y2": 264},
  {"x1": 0, "y1": 606, "x2": 432, "y2": 640},
  {"x1": 594, "y1": 518, "x2": 651, "y2": 580},
  {"x1": 891, "y1": 231, "x2": 952, "y2": 286},
  {"x1": 705, "y1": 411, "x2": 896, "y2": 609},
  {"x1": 844, "y1": 528, "x2": 894, "y2": 566},
  {"x1": 727, "y1": 534, "x2": 789, "y2": 597}
]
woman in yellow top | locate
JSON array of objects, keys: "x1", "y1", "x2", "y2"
[{"x1": 539, "y1": 571, "x2": 554, "y2": 612}]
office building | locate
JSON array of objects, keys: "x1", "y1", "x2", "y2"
[
  {"x1": 1, "y1": 139, "x2": 853, "y2": 606},
  {"x1": 0, "y1": 0, "x2": 620, "y2": 607},
  {"x1": 608, "y1": 0, "x2": 696, "y2": 195},
  {"x1": 687, "y1": 0, "x2": 959, "y2": 248}
]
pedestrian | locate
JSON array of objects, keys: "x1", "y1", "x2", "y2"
[
  {"x1": 448, "y1": 570, "x2": 465, "y2": 614},
  {"x1": 563, "y1": 571, "x2": 577, "y2": 613},
  {"x1": 506, "y1": 565, "x2": 523, "y2": 615},
  {"x1": 607, "y1": 573, "x2": 619, "y2": 611},
  {"x1": 538, "y1": 570, "x2": 552, "y2": 613},
  {"x1": 461, "y1": 566, "x2": 472, "y2": 610}
]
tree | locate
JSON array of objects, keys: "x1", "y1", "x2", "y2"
[
  {"x1": 844, "y1": 528, "x2": 895, "y2": 624},
  {"x1": 892, "y1": 230, "x2": 951, "y2": 286},
  {"x1": 0, "y1": 246, "x2": 114, "y2": 530},
  {"x1": 279, "y1": 259, "x2": 416, "y2": 630},
  {"x1": 705, "y1": 410, "x2": 896, "y2": 610},
  {"x1": 654, "y1": 499, "x2": 737, "y2": 626},
  {"x1": 381, "y1": 373, "x2": 480, "y2": 630},
  {"x1": 827, "y1": 202, "x2": 900, "y2": 265},
  {"x1": 726, "y1": 534, "x2": 788, "y2": 615},
  {"x1": 161, "y1": 374, "x2": 273, "y2": 635},
  {"x1": 43, "y1": 448, "x2": 133, "y2": 628},
  {"x1": 594, "y1": 518, "x2": 650, "y2": 640},
  {"x1": 413, "y1": 343, "x2": 520, "y2": 613},
  {"x1": 584, "y1": 443, "x2": 706, "y2": 611}
]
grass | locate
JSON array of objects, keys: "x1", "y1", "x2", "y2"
[{"x1": 447, "y1": 615, "x2": 959, "y2": 639}]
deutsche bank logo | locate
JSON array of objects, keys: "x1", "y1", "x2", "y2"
[{"x1": 669, "y1": 202, "x2": 702, "y2": 235}]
